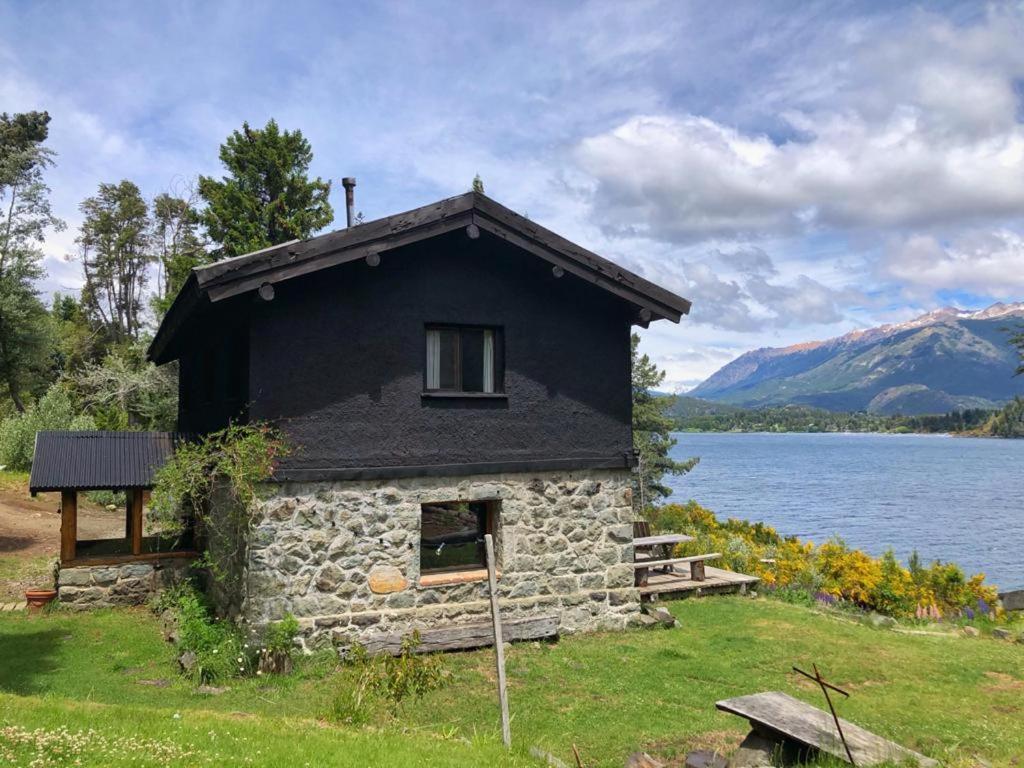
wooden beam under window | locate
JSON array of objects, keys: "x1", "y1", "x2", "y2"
[{"x1": 60, "y1": 490, "x2": 77, "y2": 563}]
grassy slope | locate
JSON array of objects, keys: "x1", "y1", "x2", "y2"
[{"x1": 0, "y1": 599, "x2": 1021, "y2": 767}]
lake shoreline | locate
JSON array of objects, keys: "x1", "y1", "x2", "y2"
[{"x1": 668, "y1": 431, "x2": 1024, "y2": 590}]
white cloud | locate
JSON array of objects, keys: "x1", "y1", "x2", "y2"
[
  {"x1": 575, "y1": 108, "x2": 1024, "y2": 242},
  {"x1": 574, "y1": 7, "x2": 1024, "y2": 242},
  {"x1": 882, "y1": 230, "x2": 1024, "y2": 298}
]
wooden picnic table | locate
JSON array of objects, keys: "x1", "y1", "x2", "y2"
[{"x1": 634, "y1": 533, "x2": 695, "y2": 578}]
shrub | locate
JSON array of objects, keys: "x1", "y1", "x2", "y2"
[
  {"x1": 258, "y1": 614, "x2": 300, "y2": 675},
  {"x1": 649, "y1": 500, "x2": 1001, "y2": 620},
  {"x1": 0, "y1": 383, "x2": 95, "y2": 470},
  {"x1": 328, "y1": 633, "x2": 450, "y2": 725},
  {"x1": 170, "y1": 584, "x2": 254, "y2": 684}
]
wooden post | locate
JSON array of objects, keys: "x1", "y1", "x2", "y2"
[
  {"x1": 130, "y1": 488, "x2": 143, "y2": 555},
  {"x1": 484, "y1": 533, "x2": 511, "y2": 748},
  {"x1": 60, "y1": 490, "x2": 77, "y2": 563},
  {"x1": 691, "y1": 559, "x2": 706, "y2": 582}
]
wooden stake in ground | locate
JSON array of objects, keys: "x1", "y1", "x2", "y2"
[
  {"x1": 484, "y1": 533, "x2": 511, "y2": 747},
  {"x1": 792, "y1": 664, "x2": 855, "y2": 766}
]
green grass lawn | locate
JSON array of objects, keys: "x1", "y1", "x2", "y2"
[{"x1": 0, "y1": 598, "x2": 1021, "y2": 766}]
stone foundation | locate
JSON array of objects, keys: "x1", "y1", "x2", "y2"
[
  {"x1": 231, "y1": 468, "x2": 640, "y2": 649},
  {"x1": 57, "y1": 557, "x2": 194, "y2": 609}
]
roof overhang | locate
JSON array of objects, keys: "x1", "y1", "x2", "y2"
[{"x1": 148, "y1": 192, "x2": 691, "y2": 364}]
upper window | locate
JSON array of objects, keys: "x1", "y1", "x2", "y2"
[{"x1": 425, "y1": 325, "x2": 502, "y2": 393}]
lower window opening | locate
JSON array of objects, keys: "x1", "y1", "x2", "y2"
[{"x1": 420, "y1": 500, "x2": 498, "y2": 574}]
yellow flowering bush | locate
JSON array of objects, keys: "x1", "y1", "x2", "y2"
[{"x1": 648, "y1": 501, "x2": 1001, "y2": 620}]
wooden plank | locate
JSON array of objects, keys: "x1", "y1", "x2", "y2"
[
  {"x1": 60, "y1": 490, "x2": 77, "y2": 563},
  {"x1": 484, "y1": 533, "x2": 511, "y2": 747},
  {"x1": 130, "y1": 488, "x2": 143, "y2": 556},
  {"x1": 359, "y1": 615, "x2": 558, "y2": 656},
  {"x1": 63, "y1": 550, "x2": 198, "y2": 568},
  {"x1": 631, "y1": 554, "x2": 721, "y2": 569},
  {"x1": 633, "y1": 534, "x2": 695, "y2": 546},
  {"x1": 716, "y1": 692, "x2": 937, "y2": 767}
]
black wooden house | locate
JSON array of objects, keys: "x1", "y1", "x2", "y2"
[{"x1": 49, "y1": 190, "x2": 692, "y2": 641}]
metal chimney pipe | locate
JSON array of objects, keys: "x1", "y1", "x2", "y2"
[{"x1": 342, "y1": 177, "x2": 356, "y2": 227}]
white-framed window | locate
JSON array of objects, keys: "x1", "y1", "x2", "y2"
[{"x1": 425, "y1": 325, "x2": 501, "y2": 393}]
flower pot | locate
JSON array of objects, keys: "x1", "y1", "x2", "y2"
[{"x1": 25, "y1": 588, "x2": 58, "y2": 610}]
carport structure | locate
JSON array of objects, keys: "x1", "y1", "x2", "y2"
[{"x1": 29, "y1": 431, "x2": 194, "y2": 566}]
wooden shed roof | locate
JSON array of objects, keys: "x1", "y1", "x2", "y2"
[
  {"x1": 29, "y1": 431, "x2": 178, "y2": 494},
  {"x1": 148, "y1": 191, "x2": 691, "y2": 364}
]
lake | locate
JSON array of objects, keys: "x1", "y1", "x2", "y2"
[{"x1": 665, "y1": 432, "x2": 1024, "y2": 590}]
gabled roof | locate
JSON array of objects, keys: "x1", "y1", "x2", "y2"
[
  {"x1": 148, "y1": 191, "x2": 691, "y2": 364},
  {"x1": 29, "y1": 431, "x2": 178, "y2": 494}
]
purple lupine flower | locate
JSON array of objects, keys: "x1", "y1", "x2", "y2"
[
  {"x1": 964, "y1": 606, "x2": 975, "y2": 621},
  {"x1": 977, "y1": 598, "x2": 990, "y2": 615}
]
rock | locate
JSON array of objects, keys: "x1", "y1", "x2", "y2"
[
  {"x1": 684, "y1": 750, "x2": 728, "y2": 768},
  {"x1": 997, "y1": 588, "x2": 1024, "y2": 612},
  {"x1": 625, "y1": 753, "x2": 665, "y2": 768},
  {"x1": 136, "y1": 679, "x2": 170, "y2": 688},
  {"x1": 367, "y1": 565, "x2": 408, "y2": 594},
  {"x1": 868, "y1": 612, "x2": 897, "y2": 628},
  {"x1": 646, "y1": 606, "x2": 677, "y2": 628},
  {"x1": 178, "y1": 651, "x2": 197, "y2": 673},
  {"x1": 962, "y1": 626, "x2": 981, "y2": 637},
  {"x1": 314, "y1": 563, "x2": 346, "y2": 592},
  {"x1": 730, "y1": 731, "x2": 777, "y2": 768},
  {"x1": 58, "y1": 568, "x2": 93, "y2": 587},
  {"x1": 197, "y1": 685, "x2": 229, "y2": 695},
  {"x1": 632, "y1": 613, "x2": 661, "y2": 629},
  {"x1": 991, "y1": 628, "x2": 1012, "y2": 640}
]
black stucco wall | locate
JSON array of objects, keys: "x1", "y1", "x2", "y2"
[
  {"x1": 241, "y1": 229, "x2": 634, "y2": 478},
  {"x1": 177, "y1": 305, "x2": 250, "y2": 435}
]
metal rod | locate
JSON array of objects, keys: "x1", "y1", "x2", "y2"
[
  {"x1": 485, "y1": 533, "x2": 511, "y2": 747},
  {"x1": 794, "y1": 665, "x2": 855, "y2": 766}
]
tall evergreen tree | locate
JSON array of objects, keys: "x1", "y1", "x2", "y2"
[
  {"x1": 0, "y1": 111, "x2": 64, "y2": 411},
  {"x1": 151, "y1": 190, "x2": 207, "y2": 316},
  {"x1": 631, "y1": 333, "x2": 698, "y2": 513},
  {"x1": 76, "y1": 180, "x2": 152, "y2": 344},
  {"x1": 198, "y1": 119, "x2": 333, "y2": 259}
]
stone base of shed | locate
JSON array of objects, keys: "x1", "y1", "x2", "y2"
[
  {"x1": 57, "y1": 557, "x2": 194, "y2": 609},
  {"x1": 231, "y1": 468, "x2": 641, "y2": 650}
]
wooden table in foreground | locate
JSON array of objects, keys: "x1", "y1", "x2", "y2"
[{"x1": 716, "y1": 691, "x2": 938, "y2": 767}]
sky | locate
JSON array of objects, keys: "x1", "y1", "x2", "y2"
[{"x1": 3, "y1": 0, "x2": 1024, "y2": 391}]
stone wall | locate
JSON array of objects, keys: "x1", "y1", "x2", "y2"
[
  {"x1": 57, "y1": 557, "x2": 194, "y2": 609},
  {"x1": 235, "y1": 468, "x2": 640, "y2": 649}
]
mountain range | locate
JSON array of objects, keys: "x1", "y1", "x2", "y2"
[{"x1": 688, "y1": 303, "x2": 1024, "y2": 415}]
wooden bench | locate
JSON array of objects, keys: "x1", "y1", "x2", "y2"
[
  {"x1": 633, "y1": 553, "x2": 721, "y2": 586},
  {"x1": 716, "y1": 691, "x2": 937, "y2": 767}
]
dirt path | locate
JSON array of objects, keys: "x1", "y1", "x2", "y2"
[
  {"x1": 0, "y1": 479, "x2": 124, "y2": 600},
  {"x1": 0, "y1": 486, "x2": 123, "y2": 559}
]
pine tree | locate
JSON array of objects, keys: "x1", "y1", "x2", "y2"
[
  {"x1": 198, "y1": 119, "x2": 333, "y2": 259},
  {"x1": 631, "y1": 333, "x2": 698, "y2": 513}
]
